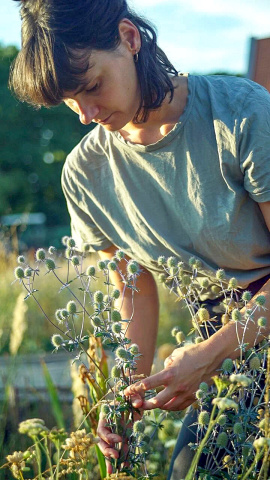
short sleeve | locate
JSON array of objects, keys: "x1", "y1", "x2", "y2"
[
  {"x1": 61, "y1": 157, "x2": 112, "y2": 252},
  {"x1": 239, "y1": 83, "x2": 270, "y2": 202}
]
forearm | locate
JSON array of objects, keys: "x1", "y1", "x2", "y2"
[{"x1": 205, "y1": 279, "x2": 270, "y2": 369}]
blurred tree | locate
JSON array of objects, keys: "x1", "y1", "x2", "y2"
[{"x1": 0, "y1": 44, "x2": 93, "y2": 243}]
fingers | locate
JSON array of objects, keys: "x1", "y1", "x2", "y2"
[
  {"x1": 97, "y1": 417, "x2": 122, "y2": 445},
  {"x1": 125, "y1": 369, "x2": 172, "y2": 398}
]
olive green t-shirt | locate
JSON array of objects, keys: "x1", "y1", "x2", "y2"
[{"x1": 62, "y1": 74, "x2": 270, "y2": 288}]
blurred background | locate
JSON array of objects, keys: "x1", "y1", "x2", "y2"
[{"x1": 0, "y1": 1, "x2": 269, "y2": 477}]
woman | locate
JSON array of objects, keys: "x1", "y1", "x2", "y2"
[{"x1": 11, "y1": 0, "x2": 270, "y2": 478}]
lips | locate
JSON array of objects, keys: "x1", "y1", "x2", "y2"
[{"x1": 98, "y1": 114, "x2": 113, "y2": 124}]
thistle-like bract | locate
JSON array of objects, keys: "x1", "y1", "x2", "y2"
[
  {"x1": 115, "y1": 249, "x2": 125, "y2": 260},
  {"x1": 233, "y1": 422, "x2": 243, "y2": 435},
  {"x1": 157, "y1": 255, "x2": 166, "y2": 266},
  {"x1": 108, "y1": 261, "x2": 117, "y2": 271},
  {"x1": 255, "y1": 295, "x2": 266, "y2": 307},
  {"x1": 91, "y1": 316, "x2": 102, "y2": 327},
  {"x1": 217, "y1": 414, "x2": 227, "y2": 426},
  {"x1": 116, "y1": 347, "x2": 130, "y2": 361},
  {"x1": 48, "y1": 245, "x2": 56, "y2": 255},
  {"x1": 167, "y1": 256, "x2": 177, "y2": 268},
  {"x1": 24, "y1": 267, "x2": 32, "y2": 277},
  {"x1": 130, "y1": 343, "x2": 139, "y2": 355},
  {"x1": 127, "y1": 260, "x2": 139, "y2": 275},
  {"x1": 216, "y1": 269, "x2": 226, "y2": 281},
  {"x1": 242, "y1": 290, "x2": 252, "y2": 302},
  {"x1": 111, "y1": 289, "x2": 120, "y2": 299},
  {"x1": 198, "y1": 308, "x2": 210, "y2": 323},
  {"x1": 228, "y1": 277, "x2": 238, "y2": 289},
  {"x1": 97, "y1": 260, "x2": 106, "y2": 271},
  {"x1": 176, "y1": 331, "x2": 186, "y2": 344}
]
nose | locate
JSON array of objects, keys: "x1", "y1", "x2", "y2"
[{"x1": 78, "y1": 104, "x2": 100, "y2": 125}]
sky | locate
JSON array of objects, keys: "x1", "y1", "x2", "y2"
[{"x1": 1, "y1": 0, "x2": 270, "y2": 75}]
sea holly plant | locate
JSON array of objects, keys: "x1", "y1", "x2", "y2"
[
  {"x1": 8, "y1": 237, "x2": 159, "y2": 479},
  {"x1": 158, "y1": 255, "x2": 270, "y2": 479}
]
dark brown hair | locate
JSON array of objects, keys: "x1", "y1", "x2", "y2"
[{"x1": 10, "y1": 0, "x2": 178, "y2": 122}]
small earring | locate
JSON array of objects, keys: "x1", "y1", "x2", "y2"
[{"x1": 134, "y1": 51, "x2": 139, "y2": 63}]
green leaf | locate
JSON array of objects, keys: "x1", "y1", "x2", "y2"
[{"x1": 41, "y1": 360, "x2": 65, "y2": 429}]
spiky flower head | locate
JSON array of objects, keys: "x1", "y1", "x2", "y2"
[
  {"x1": 176, "y1": 331, "x2": 186, "y2": 344},
  {"x1": 86, "y1": 265, "x2": 96, "y2": 276},
  {"x1": 61, "y1": 308, "x2": 69, "y2": 319},
  {"x1": 159, "y1": 273, "x2": 167, "y2": 283},
  {"x1": 14, "y1": 266, "x2": 24, "y2": 279},
  {"x1": 169, "y1": 266, "x2": 178, "y2": 276},
  {"x1": 212, "y1": 397, "x2": 238, "y2": 411},
  {"x1": 71, "y1": 255, "x2": 80, "y2": 266},
  {"x1": 255, "y1": 295, "x2": 266, "y2": 307},
  {"x1": 24, "y1": 267, "x2": 32, "y2": 277},
  {"x1": 66, "y1": 301, "x2": 77, "y2": 314},
  {"x1": 51, "y1": 334, "x2": 64, "y2": 348},
  {"x1": 199, "y1": 382, "x2": 208, "y2": 393},
  {"x1": 211, "y1": 285, "x2": 221, "y2": 295},
  {"x1": 101, "y1": 404, "x2": 110, "y2": 416},
  {"x1": 216, "y1": 269, "x2": 226, "y2": 281},
  {"x1": 171, "y1": 327, "x2": 179, "y2": 337},
  {"x1": 115, "y1": 347, "x2": 130, "y2": 361},
  {"x1": 253, "y1": 437, "x2": 268, "y2": 450},
  {"x1": 111, "y1": 366, "x2": 121, "y2": 378},
  {"x1": 82, "y1": 242, "x2": 91, "y2": 252},
  {"x1": 182, "y1": 274, "x2": 191, "y2": 286},
  {"x1": 127, "y1": 260, "x2": 139, "y2": 275},
  {"x1": 195, "y1": 336, "x2": 204, "y2": 344},
  {"x1": 217, "y1": 414, "x2": 227, "y2": 426},
  {"x1": 221, "y1": 313, "x2": 230, "y2": 326},
  {"x1": 61, "y1": 236, "x2": 69, "y2": 246},
  {"x1": 36, "y1": 248, "x2": 46, "y2": 261},
  {"x1": 111, "y1": 289, "x2": 120, "y2": 299},
  {"x1": 91, "y1": 316, "x2": 102, "y2": 327},
  {"x1": 115, "y1": 249, "x2": 125, "y2": 260},
  {"x1": 221, "y1": 358, "x2": 234, "y2": 373},
  {"x1": 97, "y1": 260, "x2": 106, "y2": 271},
  {"x1": 198, "y1": 411, "x2": 210, "y2": 426},
  {"x1": 249, "y1": 355, "x2": 261, "y2": 371},
  {"x1": 45, "y1": 258, "x2": 56, "y2": 271},
  {"x1": 108, "y1": 261, "x2": 117, "y2": 271},
  {"x1": 112, "y1": 322, "x2": 121, "y2": 334},
  {"x1": 157, "y1": 255, "x2": 166, "y2": 266},
  {"x1": 48, "y1": 245, "x2": 56, "y2": 255},
  {"x1": 196, "y1": 389, "x2": 204, "y2": 400},
  {"x1": 133, "y1": 420, "x2": 145, "y2": 434},
  {"x1": 216, "y1": 432, "x2": 228, "y2": 448},
  {"x1": 188, "y1": 256, "x2": 197, "y2": 268},
  {"x1": 66, "y1": 237, "x2": 76, "y2": 248},
  {"x1": 17, "y1": 255, "x2": 25, "y2": 264},
  {"x1": 230, "y1": 374, "x2": 252, "y2": 387},
  {"x1": 257, "y1": 316, "x2": 267, "y2": 327},
  {"x1": 197, "y1": 308, "x2": 210, "y2": 323},
  {"x1": 228, "y1": 277, "x2": 238, "y2": 289},
  {"x1": 111, "y1": 310, "x2": 121, "y2": 322},
  {"x1": 65, "y1": 247, "x2": 72, "y2": 258},
  {"x1": 94, "y1": 291, "x2": 104, "y2": 304},
  {"x1": 242, "y1": 290, "x2": 252, "y2": 302},
  {"x1": 130, "y1": 343, "x2": 139, "y2": 355},
  {"x1": 55, "y1": 309, "x2": 63, "y2": 323},
  {"x1": 167, "y1": 256, "x2": 177, "y2": 268},
  {"x1": 233, "y1": 422, "x2": 243, "y2": 435},
  {"x1": 231, "y1": 308, "x2": 242, "y2": 322},
  {"x1": 201, "y1": 278, "x2": 210, "y2": 289}
]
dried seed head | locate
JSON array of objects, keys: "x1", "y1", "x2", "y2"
[
  {"x1": 201, "y1": 278, "x2": 210, "y2": 289},
  {"x1": 233, "y1": 422, "x2": 243, "y2": 435},
  {"x1": 112, "y1": 322, "x2": 121, "y2": 334},
  {"x1": 61, "y1": 309, "x2": 69, "y2": 319},
  {"x1": 228, "y1": 277, "x2": 238, "y2": 289},
  {"x1": 221, "y1": 313, "x2": 230, "y2": 325},
  {"x1": 97, "y1": 260, "x2": 106, "y2": 271},
  {"x1": 55, "y1": 309, "x2": 63, "y2": 323},
  {"x1": 91, "y1": 316, "x2": 102, "y2": 327},
  {"x1": 24, "y1": 267, "x2": 32, "y2": 277},
  {"x1": 108, "y1": 261, "x2": 117, "y2": 271},
  {"x1": 217, "y1": 414, "x2": 227, "y2": 426},
  {"x1": 111, "y1": 289, "x2": 120, "y2": 299},
  {"x1": 196, "y1": 389, "x2": 204, "y2": 400},
  {"x1": 115, "y1": 250, "x2": 125, "y2": 260},
  {"x1": 130, "y1": 343, "x2": 139, "y2": 355},
  {"x1": 198, "y1": 308, "x2": 210, "y2": 323},
  {"x1": 188, "y1": 257, "x2": 197, "y2": 268},
  {"x1": 115, "y1": 347, "x2": 130, "y2": 361},
  {"x1": 82, "y1": 242, "x2": 91, "y2": 252},
  {"x1": 36, "y1": 248, "x2": 46, "y2": 261}
]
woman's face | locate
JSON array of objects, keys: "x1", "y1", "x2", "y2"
[{"x1": 63, "y1": 44, "x2": 141, "y2": 132}]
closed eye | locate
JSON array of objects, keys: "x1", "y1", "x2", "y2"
[{"x1": 85, "y1": 83, "x2": 99, "y2": 93}]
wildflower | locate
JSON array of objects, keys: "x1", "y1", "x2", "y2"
[
  {"x1": 229, "y1": 374, "x2": 252, "y2": 387},
  {"x1": 111, "y1": 310, "x2": 121, "y2": 322},
  {"x1": 221, "y1": 358, "x2": 234, "y2": 373},
  {"x1": 106, "y1": 473, "x2": 134, "y2": 479},
  {"x1": 94, "y1": 291, "x2": 104, "y2": 304},
  {"x1": 101, "y1": 404, "x2": 111, "y2": 416},
  {"x1": 199, "y1": 382, "x2": 208, "y2": 393},
  {"x1": 61, "y1": 308, "x2": 69, "y2": 319},
  {"x1": 196, "y1": 389, "x2": 204, "y2": 400},
  {"x1": 6, "y1": 451, "x2": 26, "y2": 479},
  {"x1": 212, "y1": 397, "x2": 238, "y2": 411},
  {"x1": 66, "y1": 301, "x2": 77, "y2": 314},
  {"x1": 18, "y1": 418, "x2": 49, "y2": 436},
  {"x1": 217, "y1": 414, "x2": 227, "y2": 426},
  {"x1": 195, "y1": 336, "x2": 204, "y2": 344},
  {"x1": 55, "y1": 309, "x2": 63, "y2": 323},
  {"x1": 115, "y1": 249, "x2": 125, "y2": 260},
  {"x1": 108, "y1": 261, "x2": 117, "y2": 271},
  {"x1": 157, "y1": 255, "x2": 166, "y2": 266},
  {"x1": 159, "y1": 273, "x2": 167, "y2": 283},
  {"x1": 221, "y1": 313, "x2": 230, "y2": 326},
  {"x1": 198, "y1": 411, "x2": 210, "y2": 426},
  {"x1": 188, "y1": 257, "x2": 197, "y2": 268},
  {"x1": 211, "y1": 285, "x2": 221, "y2": 295},
  {"x1": 24, "y1": 267, "x2": 32, "y2": 277},
  {"x1": 197, "y1": 308, "x2": 210, "y2": 323},
  {"x1": 249, "y1": 355, "x2": 261, "y2": 371},
  {"x1": 61, "y1": 235, "x2": 69, "y2": 246},
  {"x1": 14, "y1": 266, "x2": 24, "y2": 280},
  {"x1": 48, "y1": 245, "x2": 56, "y2": 255},
  {"x1": 253, "y1": 437, "x2": 268, "y2": 450},
  {"x1": 233, "y1": 422, "x2": 244, "y2": 435},
  {"x1": 66, "y1": 237, "x2": 76, "y2": 248},
  {"x1": 130, "y1": 343, "x2": 139, "y2": 355},
  {"x1": 257, "y1": 316, "x2": 267, "y2": 327},
  {"x1": 35, "y1": 248, "x2": 46, "y2": 261},
  {"x1": 65, "y1": 247, "x2": 72, "y2": 258},
  {"x1": 228, "y1": 277, "x2": 238, "y2": 289},
  {"x1": 97, "y1": 260, "x2": 106, "y2": 270},
  {"x1": 167, "y1": 256, "x2": 177, "y2": 268},
  {"x1": 115, "y1": 347, "x2": 130, "y2": 361},
  {"x1": 169, "y1": 266, "x2": 178, "y2": 276},
  {"x1": 17, "y1": 255, "x2": 25, "y2": 264},
  {"x1": 111, "y1": 366, "x2": 121, "y2": 378},
  {"x1": 133, "y1": 420, "x2": 145, "y2": 434},
  {"x1": 255, "y1": 295, "x2": 266, "y2": 307},
  {"x1": 91, "y1": 316, "x2": 102, "y2": 327},
  {"x1": 242, "y1": 290, "x2": 252, "y2": 302},
  {"x1": 176, "y1": 331, "x2": 186, "y2": 343},
  {"x1": 111, "y1": 289, "x2": 120, "y2": 299},
  {"x1": 223, "y1": 455, "x2": 232, "y2": 466},
  {"x1": 182, "y1": 274, "x2": 191, "y2": 286},
  {"x1": 51, "y1": 334, "x2": 64, "y2": 348},
  {"x1": 71, "y1": 255, "x2": 80, "y2": 266},
  {"x1": 216, "y1": 432, "x2": 228, "y2": 448},
  {"x1": 62, "y1": 429, "x2": 99, "y2": 461},
  {"x1": 231, "y1": 308, "x2": 242, "y2": 322},
  {"x1": 127, "y1": 260, "x2": 139, "y2": 275},
  {"x1": 112, "y1": 322, "x2": 122, "y2": 334},
  {"x1": 171, "y1": 327, "x2": 179, "y2": 337},
  {"x1": 82, "y1": 242, "x2": 91, "y2": 252},
  {"x1": 86, "y1": 265, "x2": 96, "y2": 276},
  {"x1": 216, "y1": 269, "x2": 226, "y2": 281},
  {"x1": 45, "y1": 258, "x2": 56, "y2": 271},
  {"x1": 201, "y1": 278, "x2": 210, "y2": 289}
]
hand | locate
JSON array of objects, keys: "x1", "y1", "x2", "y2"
[
  {"x1": 124, "y1": 343, "x2": 217, "y2": 411},
  {"x1": 97, "y1": 412, "x2": 122, "y2": 475}
]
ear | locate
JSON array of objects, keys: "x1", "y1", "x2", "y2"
[{"x1": 118, "y1": 19, "x2": 141, "y2": 54}]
